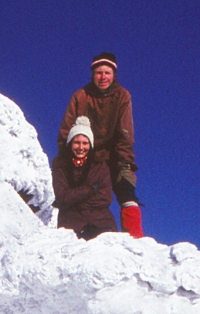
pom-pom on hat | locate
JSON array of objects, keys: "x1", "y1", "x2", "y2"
[
  {"x1": 66, "y1": 116, "x2": 94, "y2": 148},
  {"x1": 91, "y1": 52, "x2": 117, "y2": 71}
]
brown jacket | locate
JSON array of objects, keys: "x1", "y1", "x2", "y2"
[
  {"x1": 52, "y1": 155, "x2": 117, "y2": 233},
  {"x1": 58, "y1": 81, "x2": 138, "y2": 171}
]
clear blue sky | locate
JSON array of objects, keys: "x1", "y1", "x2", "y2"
[{"x1": 1, "y1": 0, "x2": 199, "y2": 248}]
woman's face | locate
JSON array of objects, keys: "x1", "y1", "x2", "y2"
[{"x1": 71, "y1": 134, "x2": 90, "y2": 158}]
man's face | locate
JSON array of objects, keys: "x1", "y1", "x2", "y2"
[
  {"x1": 71, "y1": 134, "x2": 90, "y2": 158},
  {"x1": 93, "y1": 65, "x2": 114, "y2": 92}
]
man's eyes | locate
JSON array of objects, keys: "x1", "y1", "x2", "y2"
[{"x1": 96, "y1": 72, "x2": 111, "y2": 75}]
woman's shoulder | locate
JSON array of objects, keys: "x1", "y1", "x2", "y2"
[
  {"x1": 52, "y1": 156, "x2": 68, "y2": 169},
  {"x1": 89, "y1": 159, "x2": 110, "y2": 174}
]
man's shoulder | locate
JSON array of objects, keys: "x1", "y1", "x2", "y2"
[
  {"x1": 113, "y1": 82, "x2": 131, "y2": 99},
  {"x1": 72, "y1": 84, "x2": 93, "y2": 101},
  {"x1": 73, "y1": 87, "x2": 87, "y2": 97}
]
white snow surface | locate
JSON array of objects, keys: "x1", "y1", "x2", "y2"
[{"x1": 0, "y1": 93, "x2": 200, "y2": 314}]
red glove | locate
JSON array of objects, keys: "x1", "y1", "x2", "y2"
[{"x1": 121, "y1": 205, "x2": 143, "y2": 238}]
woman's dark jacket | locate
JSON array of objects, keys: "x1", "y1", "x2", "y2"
[{"x1": 52, "y1": 153, "x2": 117, "y2": 234}]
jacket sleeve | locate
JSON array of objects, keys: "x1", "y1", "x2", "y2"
[
  {"x1": 93, "y1": 172, "x2": 112, "y2": 207},
  {"x1": 52, "y1": 166, "x2": 94, "y2": 209},
  {"x1": 57, "y1": 94, "x2": 78, "y2": 155},
  {"x1": 114, "y1": 92, "x2": 138, "y2": 171}
]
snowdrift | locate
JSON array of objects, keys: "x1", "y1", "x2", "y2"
[{"x1": 0, "y1": 93, "x2": 200, "y2": 314}]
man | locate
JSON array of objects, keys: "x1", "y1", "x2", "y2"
[{"x1": 57, "y1": 52, "x2": 143, "y2": 238}]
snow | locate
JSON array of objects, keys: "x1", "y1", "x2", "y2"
[{"x1": 0, "y1": 93, "x2": 200, "y2": 314}]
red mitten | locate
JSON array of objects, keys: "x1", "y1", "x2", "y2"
[{"x1": 121, "y1": 205, "x2": 143, "y2": 238}]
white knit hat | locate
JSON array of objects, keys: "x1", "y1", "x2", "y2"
[{"x1": 66, "y1": 116, "x2": 94, "y2": 148}]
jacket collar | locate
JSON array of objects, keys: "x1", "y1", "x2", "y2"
[{"x1": 72, "y1": 156, "x2": 88, "y2": 167}]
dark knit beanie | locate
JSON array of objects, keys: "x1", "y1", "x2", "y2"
[{"x1": 91, "y1": 52, "x2": 117, "y2": 71}]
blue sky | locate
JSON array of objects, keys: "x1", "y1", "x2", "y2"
[{"x1": 1, "y1": 0, "x2": 200, "y2": 247}]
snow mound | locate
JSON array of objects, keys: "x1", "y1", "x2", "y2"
[
  {"x1": 0, "y1": 93, "x2": 200, "y2": 313},
  {"x1": 0, "y1": 94, "x2": 54, "y2": 210}
]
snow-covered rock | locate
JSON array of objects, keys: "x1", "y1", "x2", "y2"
[
  {"x1": 0, "y1": 93, "x2": 200, "y2": 314},
  {"x1": 0, "y1": 94, "x2": 54, "y2": 209}
]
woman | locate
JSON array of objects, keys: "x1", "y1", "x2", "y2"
[{"x1": 52, "y1": 116, "x2": 117, "y2": 240}]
